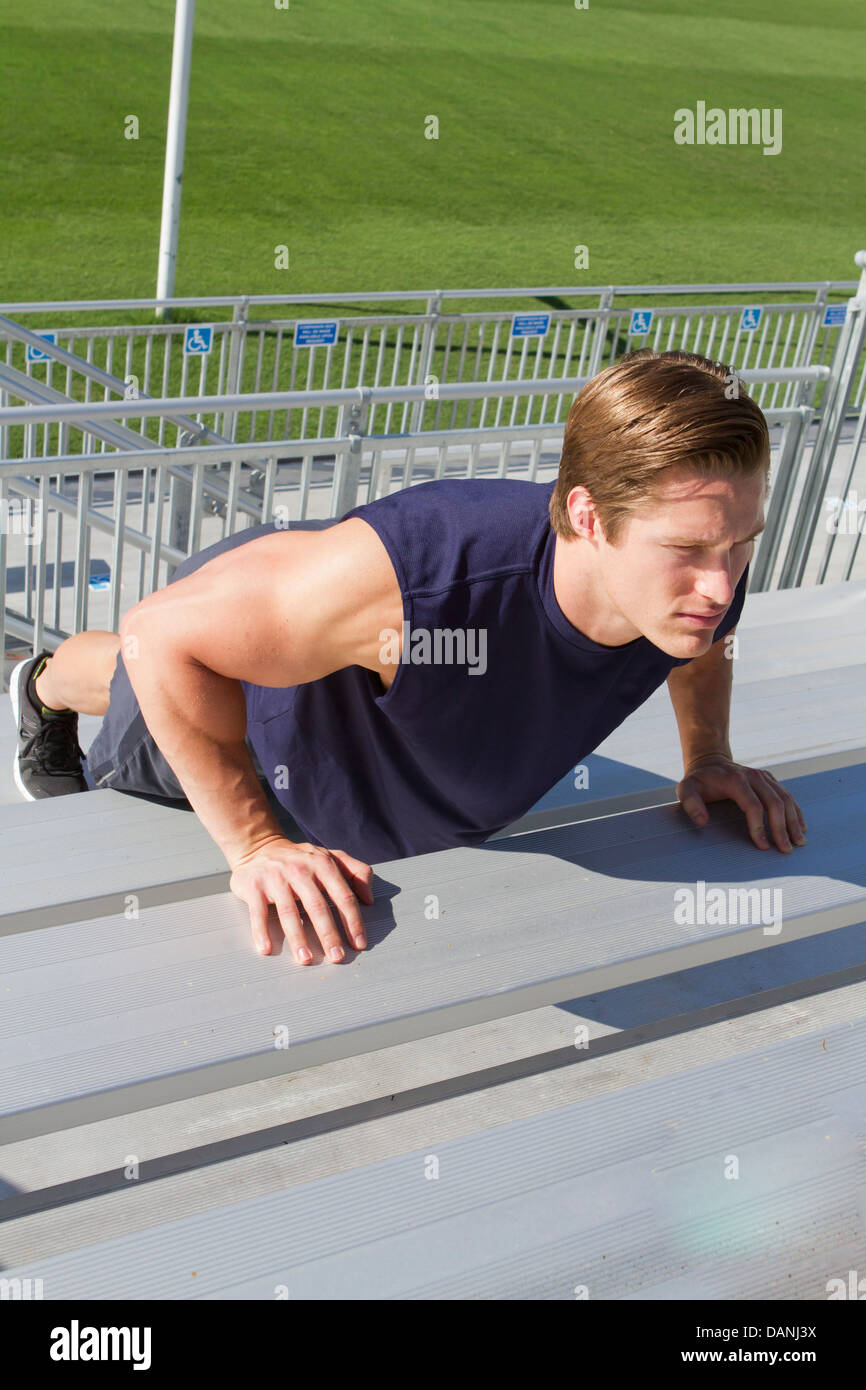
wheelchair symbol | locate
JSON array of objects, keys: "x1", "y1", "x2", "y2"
[
  {"x1": 630, "y1": 312, "x2": 653, "y2": 336},
  {"x1": 184, "y1": 327, "x2": 213, "y2": 354}
]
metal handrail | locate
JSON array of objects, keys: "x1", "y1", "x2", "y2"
[
  {"x1": 0, "y1": 395, "x2": 852, "y2": 666},
  {"x1": 0, "y1": 366, "x2": 831, "y2": 430},
  {"x1": 0, "y1": 313, "x2": 229, "y2": 447},
  {"x1": 0, "y1": 282, "x2": 858, "y2": 316}
]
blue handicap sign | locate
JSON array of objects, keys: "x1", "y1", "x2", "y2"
[
  {"x1": 26, "y1": 332, "x2": 57, "y2": 363},
  {"x1": 823, "y1": 304, "x2": 847, "y2": 327},
  {"x1": 184, "y1": 326, "x2": 213, "y2": 354},
  {"x1": 511, "y1": 313, "x2": 551, "y2": 339},
  {"x1": 739, "y1": 307, "x2": 762, "y2": 332},
  {"x1": 295, "y1": 320, "x2": 339, "y2": 347},
  {"x1": 629, "y1": 311, "x2": 653, "y2": 336}
]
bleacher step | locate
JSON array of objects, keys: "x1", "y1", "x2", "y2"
[
  {"x1": 2, "y1": 762, "x2": 864, "y2": 1144},
  {"x1": 3, "y1": 1003, "x2": 863, "y2": 1298}
]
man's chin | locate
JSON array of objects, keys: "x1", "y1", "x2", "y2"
[{"x1": 653, "y1": 625, "x2": 717, "y2": 659}]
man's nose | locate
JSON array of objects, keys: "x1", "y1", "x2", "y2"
[{"x1": 695, "y1": 563, "x2": 735, "y2": 607}]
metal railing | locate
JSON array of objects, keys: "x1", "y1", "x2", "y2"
[
  {"x1": 779, "y1": 257, "x2": 866, "y2": 588},
  {"x1": 2, "y1": 263, "x2": 863, "y2": 463},
  {"x1": 4, "y1": 359, "x2": 859, "y2": 670}
]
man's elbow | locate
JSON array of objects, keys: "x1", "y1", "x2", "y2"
[{"x1": 117, "y1": 594, "x2": 180, "y2": 666}]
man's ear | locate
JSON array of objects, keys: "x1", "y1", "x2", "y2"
[{"x1": 566, "y1": 485, "x2": 599, "y2": 540}]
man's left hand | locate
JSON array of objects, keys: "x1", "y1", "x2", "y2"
[{"x1": 676, "y1": 755, "x2": 808, "y2": 853}]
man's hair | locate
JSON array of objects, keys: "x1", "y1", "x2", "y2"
[{"x1": 549, "y1": 348, "x2": 771, "y2": 545}]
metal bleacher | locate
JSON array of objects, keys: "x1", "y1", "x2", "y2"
[{"x1": 1, "y1": 574, "x2": 865, "y2": 1298}]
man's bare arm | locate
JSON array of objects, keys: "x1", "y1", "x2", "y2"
[
  {"x1": 117, "y1": 616, "x2": 284, "y2": 866},
  {"x1": 665, "y1": 630, "x2": 806, "y2": 852},
  {"x1": 119, "y1": 518, "x2": 402, "y2": 957},
  {"x1": 665, "y1": 629, "x2": 734, "y2": 768}
]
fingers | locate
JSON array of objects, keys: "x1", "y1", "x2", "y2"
[
  {"x1": 314, "y1": 859, "x2": 369, "y2": 951},
  {"x1": 269, "y1": 886, "x2": 315, "y2": 965},
  {"x1": 329, "y1": 849, "x2": 375, "y2": 906},
  {"x1": 755, "y1": 772, "x2": 808, "y2": 852},
  {"x1": 234, "y1": 881, "x2": 307, "y2": 961},
  {"x1": 729, "y1": 772, "x2": 809, "y2": 853},
  {"x1": 678, "y1": 781, "x2": 710, "y2": 828},
  {"x1": 230, "y1": 842, "x2": 373, "y2": 964},
  {"x1": 246, "y1": 891, "x2": 274, "y2": 957},
  {"x1": 678, "y1": 763, "x2": 809, "y2": 854},
  {"x1": 715, "y1": 774, "x2": 771, "y2": 850},
  {"x1": 272, "y1": 849, "x2": 371, "y2": 962},
  {"x1": 266, "y1": 866, "x2": 345, "y2": 963},
  {"x1": 759, "y1": 780, "x2": 790, "y2": 851},
  {"x1": 285, "y1": 850, "x2": 370, "y2": 955}
]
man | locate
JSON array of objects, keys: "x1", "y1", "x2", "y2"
[{"x1": 11, "y1": 348, "x2": 807, "y2": 964}]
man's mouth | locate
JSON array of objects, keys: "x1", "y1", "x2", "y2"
[{"x1": 677, "y1": 609, "x2": 727, "y2": 627}]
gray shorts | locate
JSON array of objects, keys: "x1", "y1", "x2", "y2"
[{"x1": 83, "y1": 517, "x2": 338, "y2": 839}]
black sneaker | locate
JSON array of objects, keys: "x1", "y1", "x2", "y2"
[{"x1": 9, "y1": 651, "x2": 88, "y2": 800}]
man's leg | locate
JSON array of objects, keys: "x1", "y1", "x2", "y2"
[
  {"x1": 32, "y1": 630, "x2": 121, "y2": 716},
  {"x1": 10, "y1": 633, "x2": 122, "y2": 800}
]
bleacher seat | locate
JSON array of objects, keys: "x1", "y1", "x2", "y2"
[{"x1": 1, "y1": 578, "x2": 864, "y2": 1298}]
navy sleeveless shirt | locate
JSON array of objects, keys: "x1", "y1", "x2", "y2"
[{"x1": 241, "y1": 477, "x2": 748, "y2": 863}]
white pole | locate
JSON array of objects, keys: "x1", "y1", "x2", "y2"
[{"x1": 155, "y1": 0, "x2": 195, "y2": 321}]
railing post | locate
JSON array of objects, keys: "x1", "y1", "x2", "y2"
[
  {"x1": 749, "y1": 405, "x2": 813, "y2": 592},
  {"x1": 587, "y1": 288, "x2": 614, "y2": 379},
  {"x1": 165, "y1": 428, "x2": 198, "y2": 579},
  {"x1": 220, "y1": 296, "x2": 250, "y2": 441},
  {"x1": 796, "y1": 284, "x2": 830, "y2": 412},
  {"x1": 332, "y1": 389, "x2": 369, "y2": 517},
  {"x1": 409, "y1": 291, "x2": 442, "y2": 433},
  {"x1": 778, "y1": 250, "x2": 866, "y2": 589}
]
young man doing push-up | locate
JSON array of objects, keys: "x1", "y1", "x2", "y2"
[{"x1": 11, "y1": 349, "x2": 807, "y2": 963}]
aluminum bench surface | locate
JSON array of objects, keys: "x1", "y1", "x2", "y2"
[
  {"x1": 3, "y1": 1005, "x2": 863, "y2": 1299},
  {"x1": 514, "y1": 661, "x2": 866, "y2": 833},
  {"x1": 1, "y1": 597, "x2": 864, "y2": 930},
  {"x1": 0, "y1": 791, "x2": 229, "y2": 934},
  {"x1": 2, "y1": 762, "x2": 864, "y2": 1143}
]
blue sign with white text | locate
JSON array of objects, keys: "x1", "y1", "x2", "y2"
[
  {"x1": 26, "y1": 333, "x2": 57, "y2": 362},
  {"x1": 511, "y1": 314, "x2": 551, "y2": 338},
  {"x1": 630, "y1": 311, "x2": 653, "y2": 336},
  {"x1": 823, "y1": 305, "x2": 847, "y2": 327},
  {"x1": 184, "y1": 326, "x2": 213, "y2": 354},
  {"x1": 296, "y1": 321, "x2": 339, "y2": 347}
]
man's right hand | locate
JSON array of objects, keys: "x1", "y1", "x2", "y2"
[{"x1": 228, "y1": 837, "x2": 374, "y2": 962}]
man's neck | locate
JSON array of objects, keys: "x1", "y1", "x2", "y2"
[{"x1": 552, "y1": 533, "x2": 642, "y2": 648}]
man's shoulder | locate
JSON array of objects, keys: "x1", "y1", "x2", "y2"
[
  {"x1": 345, "y1": 474, "x2": 553, "y2": 519},
  {"x1": 342, "y1": 476, "x2": 554, "y2": 590}
]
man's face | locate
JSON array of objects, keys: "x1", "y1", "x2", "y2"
[{"x1": 589, "y1": 468, "x2": 766, "y2": 659}]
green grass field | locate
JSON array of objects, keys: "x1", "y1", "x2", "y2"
[{"x1": 2, "y1": 0, "x2": 864, "y2": 313}]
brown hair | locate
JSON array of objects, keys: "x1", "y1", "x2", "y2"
[{"x1": 549, "y1": 348, "x2": 771, "y2": 544}]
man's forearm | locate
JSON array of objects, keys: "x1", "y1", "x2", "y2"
[
  {"x1": 118, "y1": 615, "x2": 289, "y2": 867},
  {"x1": 665, "y1": 634, "x2": 734, "y2": 769}
]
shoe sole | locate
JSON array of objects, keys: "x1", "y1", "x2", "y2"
[{"x1": 9, "y1": 656, "x2": 38, "y2": 801}]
